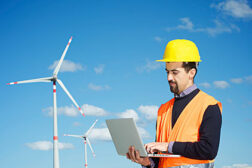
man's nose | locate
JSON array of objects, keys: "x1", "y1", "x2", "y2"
[{"x1": 167, "y1": 73, "x2": 173, "y2": 81}]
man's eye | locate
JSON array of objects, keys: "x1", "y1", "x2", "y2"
[{"x1": 173, "y1": 72, "x2": 178, "y2": 75}]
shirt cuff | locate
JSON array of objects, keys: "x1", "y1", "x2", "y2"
[
  {"x1": 168, "y1": 141, "x2": 174, "y2": 153},
  {"x1": 142, "y1": 158, "x2": 155, "y2": 168}
]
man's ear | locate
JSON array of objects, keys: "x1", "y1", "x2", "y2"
[{"x1": 189, "y1": 68, "x2": 196, "y2": 80}]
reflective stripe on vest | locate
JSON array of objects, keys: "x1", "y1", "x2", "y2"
[
  {"x1": 156, "y1": 91, "x2": 222, "y2": 168},
  {"x1": 168, "y1": 162, "x2": 214, "y2": 168}
]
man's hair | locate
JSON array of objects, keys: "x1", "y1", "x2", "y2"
[{"x1": 182, "y1": 62, "x2": 198, "y2": 79}]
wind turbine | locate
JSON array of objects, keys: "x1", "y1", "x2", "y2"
[
  {"x1": 7, "y1": 37, "x2": 85, "y2": 168},
  {"x1": 64, "y1": 119, "x2": 98, "y2": 168}
]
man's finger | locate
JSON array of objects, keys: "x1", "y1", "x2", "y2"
[
  {"x1": 144, "y1": 144, "x2": 148, "y2": 152},
  {"x1": 150, "y1": 147, "x2": 157, "y2": 154},
  {"x1": 128, "y1": 147, "x2": 135, "y2": 162},
  {"x1": 129, "y1": 146, "x2": 137, "y2": 162},
  {"x1": 135, "y1": 150, "x2": 141, "y2": 160},
  {"x1": 126, "y1": 153, "x2": 130, "y2": 160},
  {"x1": 147, "y1": 146, "x2": 151, "y2": 153}
]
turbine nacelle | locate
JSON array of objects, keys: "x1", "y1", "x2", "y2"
[{"x1": 52, "y1": 76, "x2": 57, "y2": 82}]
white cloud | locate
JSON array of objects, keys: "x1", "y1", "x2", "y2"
[
  {"x1": 88, "y1": 126, "x2": 149, "y2": 141},
  {"x1": 212, "y1": 0, "x2": 252, "y2": 19},
  {"x1": 49, "y1": 60, "x2": 84, "y2": 72},
  {"x1": 117, "y1": 109, "x2": 139, "y2": 122},
  {"x1": 58, "y1": 106, "x2": 78, "y2": 117},
  {"x1": 213, "y1": 81, "x2": 230, "y2": 89},
  {"x1": 89, "y1": 127, "x2": 111, "y2": 141},
  {"x1": 94, "y1": 64, "x2": 105, "y2": 74},
  {"x1": 154, "y1": 36, "x2": 163, "y2": 42},
  {"x1": 177, "y1": 17, "x2": 194, "y2": 30},
  {"x1": 43, "y1": 106, "x2": 78, "y2": 117},
  {"x1": 199, "y1": 82, "x2": 211, "y2": 88},
  {"x1": 88, "y1": 83, "x2": 111, "y2": 91},
  {"x1": 43, "y1": 104, "x2": 109, "y2": 117},
  {"x1": 58, "y1": 142, "x2": 74, "y2": 150},
  {"x1": 230, "y1": 78, "x2": 243, "y2": 84},
  {"x1": 196, "y1": 20, "x2": 240, "y2": 36},
  {"x1": 73, "y1": 122, "x2": 81, "y2": 126},
  {"x1": 88, "y1": 125, "x2": 149, "y2": 141},
  {"x1": 43, "y1": 107, "x2": 53, "y2": 116},
  {"x1": 137, "y1": 127, "x2": 150, "y2": 139},
  {"x1": 227, "y1": 98, "x2": 233, "y2": 104},
  {"x1": 26, "y1": 141, "x2": 74, "y2": 151},
  {"x1": 88, "y1": 83, "x2": 102, "y2": 91},
  {"x1": 222, "y1": 163, "x2": 252, "y2": 168},
  {"x1": 166, "y1": 17, "x2": 194, "y2": 32},
  {"x1": 137, "y1": 60, "x2": 162, "y2": 73},
  {"x1": 138, "y1": 105, "x2": 158, "y2": 120},
  {"x1": 166, "y1": 17, "x2": 240, "y2": 36},
  {"x1": 245, "y1": 75, "x2": 252, "y2": 84},
  {"x1": 81, "y1": 104, "x2": 108, "y2": 116}
]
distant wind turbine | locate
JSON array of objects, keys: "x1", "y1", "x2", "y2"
[
  {"x1": 7, "y1": 37, "x2": 85, "y2": 168},
  {"x1": 64, "y1": 119, "x2": 98, "y2": 168}
]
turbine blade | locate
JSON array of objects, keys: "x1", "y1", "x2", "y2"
[
  {"x1": 53, "y1": 36, "x2": 72, "y2": 77},
  {"x1": 57, "y1": 79, "x2": 85, "y2": 117},
  {"x1": 7, "y1": 77, "x2": 52, "y2": 85},
  {"x1": 86, "y1": 138, "x2": 95, "y2": 158},
  {"x1": 64, "y1": 134, "x2": 83, "y2": 138},
  {"x1": 85, "y1": 119, "x2": 98, "y2": 136}
]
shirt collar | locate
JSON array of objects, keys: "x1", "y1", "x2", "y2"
[{"x1": 174, "y1": 84, "x2": 197, "y2": 98}]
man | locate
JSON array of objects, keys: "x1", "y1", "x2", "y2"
[{"x1": 126, "y1": 39, "x2": 222, "y2": 168}]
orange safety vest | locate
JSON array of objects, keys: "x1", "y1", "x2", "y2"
[{"x1": 156, "y1": 91, "x2": 222, "y2": 168}]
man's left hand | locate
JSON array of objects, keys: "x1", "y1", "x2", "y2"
[{"x1": 144, "y1": 142, "x2": 169, "y2": 153}]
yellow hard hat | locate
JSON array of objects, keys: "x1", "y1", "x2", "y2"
[{"x1": 156, "y1": 39, "x2": 202, "y2": 62}]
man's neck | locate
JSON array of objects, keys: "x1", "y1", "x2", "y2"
[{"x1": 175, "y1": 84, "x2": 197, "y2": 98}]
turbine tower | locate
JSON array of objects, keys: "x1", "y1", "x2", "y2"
[
  {"x1": 7, "y1": 37, "x2": 85, "y2": 168},
  {"x1": 64, "y1": 119, "x2": 98, "y2": 168}
]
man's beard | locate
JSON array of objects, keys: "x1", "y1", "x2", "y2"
[{"x1": 169, "y1": 81, "x2": 179, "y2": 94}]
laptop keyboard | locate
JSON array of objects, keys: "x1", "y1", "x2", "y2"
[{"x1": 147, "y1": 153, "x2": 181, "y2": 157}]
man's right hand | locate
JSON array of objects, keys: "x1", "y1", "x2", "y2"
[{"x1": 126, "y1": 145, "x2": 151, "y2": 166}]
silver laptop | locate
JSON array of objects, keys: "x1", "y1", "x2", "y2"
[{"x1": 106, "y1": 118, "x2": 181, "y2": 158}]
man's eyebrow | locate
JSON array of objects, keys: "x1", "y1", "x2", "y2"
[{"x1": 165, "y1": 68, "x2": 180, "y2": 72}]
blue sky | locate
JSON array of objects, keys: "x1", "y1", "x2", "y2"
[{"x1": 0, "y1": 0, "x2": 251, "y2": 168}]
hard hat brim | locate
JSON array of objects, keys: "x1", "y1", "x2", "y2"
[{"x1": 156, "y1": 59, "x2": 202, "y2": 62}]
